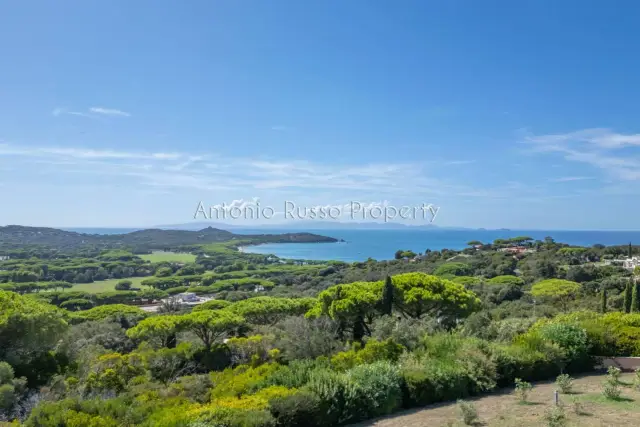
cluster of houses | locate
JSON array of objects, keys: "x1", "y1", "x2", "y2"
[
  {"x1": 266, "y1": 255, "x2": 309, "y2": 266},
  {"x1": 498, "y1": 246, "x2": 536, "y2": 255}
]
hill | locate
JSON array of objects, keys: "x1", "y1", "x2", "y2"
[{"x1": 0, "y1": 225, "x2": 338, "y2": 252}]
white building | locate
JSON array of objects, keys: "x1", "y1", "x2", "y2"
[
  {"x1": 623, "y1": 257, "x2": 640, "y2": 271},
  {"x1": 176, "y1": 292, "x2": 199, "y2": 303}
]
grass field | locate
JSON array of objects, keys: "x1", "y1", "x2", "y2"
[
  {"x1": 70, "y1": 277, "x2": 150, "y2": 293},
  {"x1": 139, "y1": 251, "x2": 197, "y2": 263},
  {"x1": 351, "y1": 372, "x2": 640, "y2": 427}
]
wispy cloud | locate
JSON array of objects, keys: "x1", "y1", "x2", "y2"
[
  {"x1": 0, "y1": 144, "x2": 181, "y2": 161},
  {"x1": 526, "y1": 128, "x2": 640, "y2": 149},
  {"x1": 0, "y1": 142, "x2": 552, "y2": 201},
  {"x1": 52, "y1": 108, "x2": 94, "y2": 118},
  {"x1": 522, "y1": 128, "x2": 640, "y2": 181},
  {"x1": 89, "y1": 107, "x2": 131, "y2": 117},
  {"x1": 52, "y1": 106, "x2": 131, "y2": 119}
]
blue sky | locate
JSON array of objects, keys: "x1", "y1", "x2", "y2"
[{"x1": 1, "y1": 1, "x2": 640, "y2": 230}]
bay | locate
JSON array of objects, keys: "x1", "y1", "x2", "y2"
[{"x1": 239, "y1": 229, "x2": 640, "y2": 262}]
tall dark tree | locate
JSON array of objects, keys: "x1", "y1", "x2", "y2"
[
  {"x1": 629, "y1": 242, "x2": 633, "y2": 258},
  {"x1": 624, "y1": 281, "x2": 633, "y2": 313},
  {"x1": 632, "y1": 283, "x2": 640, "y2": 314},
  {"x1": 601, "y1": 288, "x2": 607, "y2": 313},
  {"x1": 381, "y1": 275, "x2": 394, "y2": 316}
]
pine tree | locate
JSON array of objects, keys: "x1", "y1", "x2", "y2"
[
  {"x1": 601, "y1": 288, "x2": 607, "y2": 313},
  {"x1": 381, "y1": 275, "x2": 394, "y2": 316},
  {"x1": 624, "y1": 281, "x2": 633, "y2": 313},
  {"x1": 632, "y1": 283, "x2": 640, "y2": 313}
]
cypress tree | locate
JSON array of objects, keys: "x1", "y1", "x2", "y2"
[
  {"x1": 601, "y1": 288, "x2": 607, "y2": 313},
  {"x1": 632, "y1": 282, "x2": 640, "y2": 313},
  {"x1": 381, "y1": 275, "x2": 394, "y2": 316},
  {"x1": 630, "y1": 242, "x2": 633, "y2": 258},
  {"x1": 624, "y1": 281, "x2": 633, "y2": 313}
]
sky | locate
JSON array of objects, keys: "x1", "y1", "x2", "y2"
[{"x1": 1, "y1": 1, "x2": 640, "y2": 230}]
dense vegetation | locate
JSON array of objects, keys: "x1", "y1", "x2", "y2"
[{"x1": 2, "y1": 230, "x2": 640, "y2": 426}]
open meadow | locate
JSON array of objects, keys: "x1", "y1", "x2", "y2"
[
  {"x1": 139, "y1": 251, "x2": 197, "y2": 263},
  {"x1": 352, "y1": 372, "x2": 640, "y2": 427},
  {"x1": 69, "y1": 276, "x2": 150, "y2": 293}
]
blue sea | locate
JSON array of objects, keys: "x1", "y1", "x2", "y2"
[
  {"x1": 64, "y1": 227, "x2": 640, "y2": 263},
  {"x1": 238, "y1": 229, "x2": 640, "y2": 262}
]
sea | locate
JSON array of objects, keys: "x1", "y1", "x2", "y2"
[{"x1": 64, "y1": 227, "x2": 640, "y2": 263}]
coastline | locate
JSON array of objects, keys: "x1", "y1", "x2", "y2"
[{"x1": 238, "y1": 228, "x2": 640, "y2": 263}]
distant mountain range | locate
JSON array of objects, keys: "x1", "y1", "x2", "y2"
[
  {"x1": 0, "y1": 225, "x2": 338, "y2": 252},
  {"x1": 156, "y1": 220, "x2": 479, "y2": 231}
]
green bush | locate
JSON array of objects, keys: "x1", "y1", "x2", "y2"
[
  {"x1": 514, "y1": 378, "x2": 532, "y2": 403},
  {"x1": 555, "y1": 374, "x2": 573, "y2": 394},
  {"x1": 457, "y1": 399, "x2": 479, "y2": 425},
  {"x1": 491, "y1": 344, "x2": 560, "y2": 387},
  {"x1": 341, "y1": 361, "x2": 402, "y2": 423},
  {"x1": 0, "y1": 362, "x2": 14, "y2": 385},
  {"x1": 401, "y1": 356, "x2": 473, "y2": 407},
  {"x1": 305, "y1": 369, "x2": 346, "y2": 426},
  {"x1": 269, "y1": 391, "x2": 323, "y2": 427},
  {"x1": 258, "y1": 359, "x2": 330, "y2": 390},
  {"x1": 544, "y1": 405, "x2": 567, "y2": 427},
  {"x1": 331, "y1": 339, "x2": 405, "y2": 371},
  {"x1": 195, "y1": 406, "x2": 275, "y2": 427},
  {"x1": 60, "y1": 298, "x2": 94, "y2": 311},
  {"x1": 0, "y1": 383, "x2": 15, "y2": 411},
  {"x1": 536, "y1": 323, "x2": 591, "y2": 371}
]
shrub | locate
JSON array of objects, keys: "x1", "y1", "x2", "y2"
[
  {"x1": 227, "y1": 335, "x2": 277, "y2": 367},
  {"x1": 115, "y1": 280, "x2": 132, "y2": 291},
  {"x1": 214, "y1": 386, "x2": 297, "y2": 411},
  {"x1": 536, "y1": 322, "x2": 591, "y2": 371},
  {"x1": 371, "y1": 316, "x2": 439, "y2": 350},
  {"x1": 603, "y1": 366, "x2": 622, "y2": 400},
  {"x1": 0, "y1": 383, "x2": 15, "y2": 411},
  {"x1": 401, "y1": 356, "x2": 473, "y2": 407},
  {"x1": 0, "y1": 363, "x2": 14, "y2": 385},
  {"x1": 490, "y1": 344, "x2": 559, "y2": 387},
  {"x1": 192, "y1": 406, "x2": 276, "y2": 427},
  {"x1": 257, "y1": 359, "x2": 330, "y2": 390},
  {"x1": 272, "y1": 317, "x2": 342, "y2": 362},
  {"x1": 269, "y1": 391, "x2": 323, "y2": 427},
  {"x1": 60, "y1": 298, "x2": 94, "y2": 311},
  {"x1": 634, "y1": 367, "x2": 640, "y2": 391},
  {"x1": 341, "y1": 361, "x2": 403, "y2": 423},
  {"x1": 457, "y1": 400, "x2": 479, "y2": 425},
  {"x1": 607, "y1": 365, "x2": 621, "y2": 384},
  {"x1": 209, "y1": 363, "x2": 281, "y2": 399},
  {"x1": 555, "y1": 374, "x2": 573, "y2": 394},
  {"x1": 305, "y1": 369, "x2": 346, "y2": 426},
  {"x1": 602, "y1": 380, "x2": 621, "y2": 400},
  {"x1": 514, "y1": 378, "x2": 532, "y2": 403},
  {"x1": 331, "y1": 339, "x2": 405, "y2": 371},
  {"x1": 544, "y1": 405, "x2": 567, "y2": 427}
]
